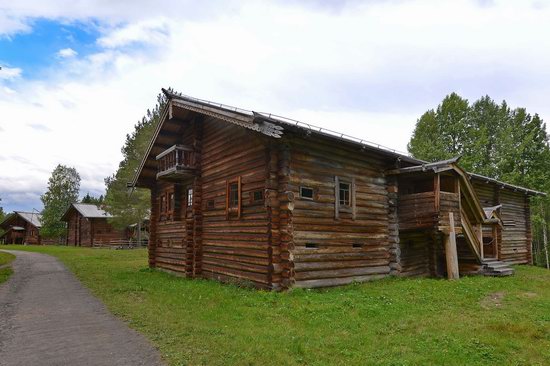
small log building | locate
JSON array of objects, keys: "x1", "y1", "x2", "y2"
[
  {"x1": 61, "y1": 203, "x2": 126, "y2": 247},
  {"x1": 0, "y1": 211, "x2": 44, "y2": 245},
  {"x1": 131, "y1": 90, "x2": 544, "y2": 289}
]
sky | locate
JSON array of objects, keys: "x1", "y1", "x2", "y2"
[{"x1": 1, "y1": 0, "x2": 550, "y2": 213}]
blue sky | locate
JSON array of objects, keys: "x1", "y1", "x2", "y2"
[
  {"x1": 1, "y1": 0, "x2": 550, "y2": 214},
  {"x1": 0, "y1": 19, "x2": 101, "y2": 81}
]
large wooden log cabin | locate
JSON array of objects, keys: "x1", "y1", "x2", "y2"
[
  {"x1": 0, "y1": 211, "x2": 44, "y2": 245},
  {"x1": 61, "y1": 203, "x2": 127, "y2": 247},
  {"x1": 131, "y1": 89, "x2": 544, "y2": 289}
]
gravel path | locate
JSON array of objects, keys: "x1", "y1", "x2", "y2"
[{"x1": 0, "y1": 250, "x2": 164, "y2": 366}]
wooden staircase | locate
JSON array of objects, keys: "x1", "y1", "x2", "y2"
[{"x1": 481, "y1": 258, "x2": 514, "y2": 277}]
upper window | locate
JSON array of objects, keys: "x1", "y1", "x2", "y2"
[
  {"x1": 169, "y1": 192, "x2": 175, "y2": 211},
  {"x1": 300, "y1": 186, "x2": 314, "y2": 200},
  {"x1": 226, "y1": 177, "x2": 242, "y2": 219},
  {"x1": 229, "y1": 183, "x2": 239, "y2": 208},
  {"x1": 339, "y1": 182, "x2": 351, "y2": 206},
  {"x1": 335, "y1": 176, "x2": 356, "y2": 220},
  {"x1": 160, "y1": 195, "x2": 167, "y2": 213},
  {"x1": 187, "y1": 188, "x2": 193, "y2": 207}
]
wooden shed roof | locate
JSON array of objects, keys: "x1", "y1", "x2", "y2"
[
  {"x1": 60, "y1": 203, "x2": 112, "y2": 221},
  {"x1": 0, "y1": 211, "x2": 42, "y2": 230}
]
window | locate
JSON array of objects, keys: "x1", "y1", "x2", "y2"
[
  {"x1": 300, "y1": 186, "x2": 314, "y2": 200},
  {"x1": 226, "y1": 177, "x2": 242, "y2": 219},
  {"x1": 252, "y1": 190, "x2": 264, "y2": 203},
  {"x1": 187, "y1": 188, "x2": 193, "y2": 207},
  {"x1": 305, "y1": 243, "x2": 319, "y2": 249},
  {"x1": 229, "y1": 183, "x2": 239, "y2": 208},
  {"x1": 169, "y1": 192, "x2": 175, "y2": 211},
  {"x1": 160, "y1": 195, "x2": 167, "y2": 213},
  {"x1": 334, "y1": 176, "x2": 356, "y2": 220},
  {"x1": 339, "y1": 182, "x2": 351, "y2": 206},
  {"x1": 207, "y1": 199, "x2": 215, "y2": 209},
  {"x1": 352, "y1": 243, "x2": 363, "y2": 249}
]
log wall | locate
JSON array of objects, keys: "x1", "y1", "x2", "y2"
[
  {"x1": 199, "y1": 118, "x2": 271, "y2": 288},
  {"x1": 287, "y1": 135, "x2": 392, "y2": 288},
  {"x1": 399, "y1": 231, "x2": 431, "y2": 277},
  {"x1": 472, "y1": 180, "x2": 532, "y2": 264}
]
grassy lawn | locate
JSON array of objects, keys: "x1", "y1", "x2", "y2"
[
  {"x1": 0, "y1": 251, "x2": 16, "y2": 284},
  {"x1": 1, "y1": 245, "x2": 549, "y2": 365}
]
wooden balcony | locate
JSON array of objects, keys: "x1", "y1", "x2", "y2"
[{"x1": 156, "y1": 145, "x2": 197, "y2": 180}]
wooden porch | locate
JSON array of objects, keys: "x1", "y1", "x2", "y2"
[{"x1": 390, "y1": 158, "x2": 512, "y2": 279}]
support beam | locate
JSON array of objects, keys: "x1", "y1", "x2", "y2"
[
  {"x1": 445, "y1": 212, "x2": 460, "y2": 279},
  {"x1": 477, "y1": 223, "x2": 484, "y2": 260}
]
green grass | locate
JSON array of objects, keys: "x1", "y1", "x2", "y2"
[
  {"x1": 2, "y1": 245, "x2": 550, "y2": 365},
  {"x1": 0, "y1": 251, "x2": 16, "y2": 284}
]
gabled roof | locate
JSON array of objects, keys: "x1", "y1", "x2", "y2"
[
  {"x1": 0, "y1": 211, "x2": 42, "y2": 229},
  {"x1": 61, "y1": 203, "x2": 112, "y2": 221},
  {"x1": 131, "y1": 89, "x2": 546, "y2": 197}
]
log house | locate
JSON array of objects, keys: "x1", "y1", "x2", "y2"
[
  {"x1": 0, "y1": 211, "x2": 45, "y2": 245},
  {"x1": 131, "y1": 90, "x2": 545, "y2": 289},
  {"x1": 61, "y1": 203, "x2": 127, "y2": 247}
]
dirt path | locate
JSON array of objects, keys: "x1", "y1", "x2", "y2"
[{"x1": 0, "y1": 250, "x2": 164, "y2": 366}]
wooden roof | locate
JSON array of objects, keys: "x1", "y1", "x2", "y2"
[
  {"x1": 60, "y1": 203, "x2": 112, "y2": 221},
  {"x1": 131, "y1": 90, "x2": 546, "y2": 197},
  {"x1": 0, "y1": 211, "x2": 42, "y2": 230}
]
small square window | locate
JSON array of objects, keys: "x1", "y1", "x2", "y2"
[
  {"x1": 300, "y1": 186, "x2": 314, "y2": 200},
  {"x1": 252, "y1": 190, "x2": 264, "y2": 203},
  {"x1": 339, "y1": 182, "x2": 351, "y2": 206},
  {"x1": 207, "y1": 200, "x2": 215, "y2": 209}
]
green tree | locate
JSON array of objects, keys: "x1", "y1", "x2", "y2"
[
  {"x1": 41, "y1": 164, "x2": 81, "y2": 239},
  {"x1": 408, "y1": 92, "x2": 550, "y2": 191},
  {"x1": 103, "y1": 91, "x2": 168, "y2": 229},
  {"x1": 81, "y1": 193, "x2": 104, "y2": 205},
  {"x1": 408, "y1": 93, "x2": 471, "y2": 165}
]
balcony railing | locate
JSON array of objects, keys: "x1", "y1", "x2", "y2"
[{"x1": 156, "y1": 145, "x2": 197, "y2": 180}]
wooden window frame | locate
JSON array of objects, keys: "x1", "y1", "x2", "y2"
[
  {"x1": 334, "y1": 176, "x2": 356, "y2": 220},
  {"x1": 251, "y1": 189, "x2": 264, "y2": 204},
  {"x1": 226, "y1": 176, "x2": 242, "y2": 219},
  {"x1": 300, "y1": 186, "x2": 314, "y2": 200},
  {"x1": 187, "y1": 187, "x2": 193, "y2": 207}
]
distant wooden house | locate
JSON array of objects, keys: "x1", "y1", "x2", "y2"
[
  {"x1": 0, "y1": 211, "x2": 44, "y2": 245},
  {"x1": 130, "y1": 90, "x2": 544, "y2": 289},
  {"x1": 61, "y1": 203, "x2": 126, "y2": 247}
]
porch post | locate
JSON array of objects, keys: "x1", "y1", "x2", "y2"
[
  {"x1": 445, "y1": 212, "x2": 460, "y2": 279},
  {"x1": 477, "y1": 223, "x2": 484, "y2": 260}
]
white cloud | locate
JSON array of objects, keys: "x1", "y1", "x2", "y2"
[
  {"x1": 1, "y1": 0, "x2": 550, "y2": 212},
  {"x1": 97, "y1": 18, "x2": 171, "y2": 48},
  {"x1": 57, "y1": 47, "x2": 78, "y2": 58},
  {"x1": 0, "y1": 66, "x2": 22, "y2": 80}
]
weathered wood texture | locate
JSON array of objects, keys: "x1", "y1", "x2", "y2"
[
  {"x1": 287, "y1": 135, "x2": 392, "y2": 288},
  {"x1": 199, "y1": 118, "x2": 271, "y2": 288},
  {"x1": 399, "y1": 231, "x2": 431, "y2": 277},
  {"x1": 398, "y1": 192, "x2": 437, "y2": 230},
  {"x1": 472, "y1": 181, "x2": 532, "y2": 264}
]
